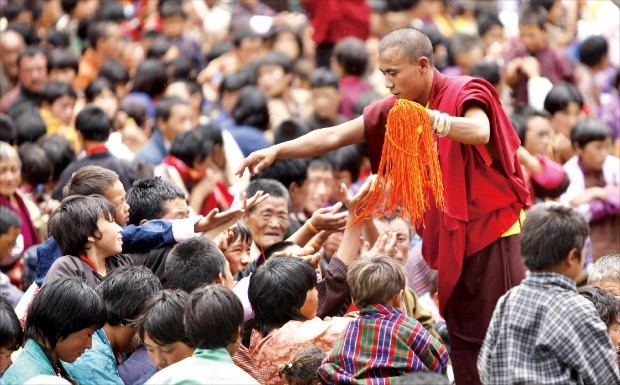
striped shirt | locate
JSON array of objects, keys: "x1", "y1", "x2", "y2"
[{"x1": 319, "y1": 304, "x2": 449, "y2": 384}]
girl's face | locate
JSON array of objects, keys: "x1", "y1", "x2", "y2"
[
  {"x1": 223, "y1": 239, "x2": 251, "y2": 276},
  {"x1": 0, "y1": 346, "x2": 16, "y2": 373},
  {"x1": 578, "y1": 137, "x2": 612, "y2": 172},
  {"x1": 54, "y1": 328, "x2": 96, "y2": 363},
  {"x1": 0, "y1": 157, "x2": 21, "y2": 198},
  {"x1": 90, "y1": 213, "x2": 123, "y2": 257},
  {"x1": 143, "y1": 333, "x2": 194, "y2": 371}
]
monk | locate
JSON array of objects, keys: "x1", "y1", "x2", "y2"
[{"x1": 236, "y1": 27, "x2": 530, "y2": 384}]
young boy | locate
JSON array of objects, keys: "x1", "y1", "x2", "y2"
[
  {"x1": 0, "y1": 296, "x2": 23, "y2": 376},
  {"x1": 220, "y1": 221, "x2": 253, "y2": 279},
  {"x1": 478, "y1": 203, "x2": 620, "y2": 384},
  {"x1": 560, "y1": 118, "x2": 620, "y2": 260},
  {"x1": 0, "y1": 207, "x2": 24, "y2": 307},
  {"x1": 39, "y1": 81, "x2": 79, "y2": 152},
  {"x1": 319, "y1": 255, "x2": 448, "y2": 384}
]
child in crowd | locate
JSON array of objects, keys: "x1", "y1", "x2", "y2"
[
  {"x1": 330, "y1": 37, "x2": 372, "y2": 119},
  {"x1": 0, "y1": 296, "x2": 23, "y2": 376},
  {"x1": 147, "y1": 285, "x2": 259, "y2": 384},
  {"x1": 478, "y1": 203, "x2": 620, "y2": 384},
  {"x1": 63, "y1": 266, "x2": 162, "y2": 385},
  {"x1": 39, "y1": 81, "x2": 79, "y2": 152},
  {"x1": 43, "y1": 195, "x2": 130, "y2": 288},
  {"x1": 543, "y1": 82, "x2": 584, "y2": 164},
  {"x1": 304, "y1": 68, "x2": 347, "y2": 132},
  {"x1": 588, "y1": 254, "x2": 620, "y2": 296},
  {"x1": 278, "y1": 347, "x2": 325, "y2": 385},
  {"x1": 578, "y1": 286, "x2": 620, "y2": 356},
  {"x1": 319, "y1": 255, "x2": 448, "y2": 383},
  {"x1": 220, "y1": 221, "x2": 253, "y2": 280},
  {"x1": 0, "y1": 206, "x2": 24, "y2": 307},
  {"x1": 560, "y1": 118, "x2": 620, "y2": 260}
]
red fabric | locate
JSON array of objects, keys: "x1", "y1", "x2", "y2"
[
  {"x1": 363, "y1": 70, "x2": 530, "y2": 315},
  {"x1": 161, "y1": 155, "x2": 206, "y2": 183},
  {"x1": 0, "y1": 193, "x2": 40, "y2": 252},
  {"x1": 78, "y1": 254, "x2": 98, "y2": 272},
  {"x1": 85, "y1": 144, "x2": 109, "y2": 156},
  {"x1": 200, "y1": 182, "x2": 234, "y2": 216},
  {"x1": 302, "y1": 0, "x2": 370, "y2": 45}
]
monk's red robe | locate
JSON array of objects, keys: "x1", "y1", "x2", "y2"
[{"x1": 363, "y1": 70, "x2": 531, "y2": 316}]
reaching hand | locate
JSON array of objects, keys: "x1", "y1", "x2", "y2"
[
  {"x1": 231, "y1": 190, "x2": 270, "y2": 212},
  {"x1": 340, "y1": 175, "x2": 376, "y2": 212},
  {"x1": 235, "y1": 147, "x2": 277, "y2": 177},
  {"x1": 195, "y1": 206, "x2": 245, "y2": 235},
  {"x1": 361, "y1": 231, "x2": 398, "y2": 260},
  {"x1": 308, "y1": 202, "x2": 348, "y2": 232}
]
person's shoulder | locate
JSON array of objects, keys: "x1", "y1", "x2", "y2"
[{"x1": 2, "y1": 340, "x2": 55, "y2": 384}]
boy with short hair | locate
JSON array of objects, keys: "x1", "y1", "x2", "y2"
[
  {"x1": 39, "y1": 81, "x2": 79, "y2": 152},
  {"x1": 319, "y1": 255, "x2": 448, "y2": 384},
  {"x1": 0, "y1": 207, "x2": 23, "y2": 307},
  {"x1": 478, "y1": 203, "x2": 620, "y2": 384},
  {"x1": 0, "y1": 296, "x2": 23, "y2": 376}
]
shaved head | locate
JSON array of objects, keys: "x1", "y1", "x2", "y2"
[{"x1": 378, "y1": 27, "x2": 434, "y2": 68}]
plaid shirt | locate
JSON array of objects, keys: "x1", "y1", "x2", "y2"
[
  {"x1": 317, "y1": 255, "x2": 351, "y2": 318},
  {"x1": 318, "y1": 304, "x2": 449, "y2": 384},
  {"x1": 478, "y1": 271, "x2": 620, "y2": 385}
]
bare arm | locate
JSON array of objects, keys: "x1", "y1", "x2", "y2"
[
  {"x1": 236, "y1": 116, "x2": 366, "y2": 176},
  {"x1": 430, "y1": 106, "x2": 491, "y2": 145}
]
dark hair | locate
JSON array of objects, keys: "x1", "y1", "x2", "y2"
[
  {"x1": 233, "y1": 29, "x2": 262, "y2": 48},
  {"x1": 62, "y1": 165, "x2": 119, "y2": 198},
  {"x1": 262, "y1": 241, "x2": 297, "y2": 260},
  {"x1": 86, "y1": 21, "x2": 114, "y2": 50},
  {"x1": 268, "y1": 25, "x2": 303, "y2": 58},
  {"x1": 245, "y1": 178, "x2": 290, "y2": 211},
  {"x1": 147, "y1": 39, "x2": 172, "y2": 60},
  {"x1": 0, "y1": 206, "x2": 22, "y2": 235},
  {"x1": 521, "y1": 203, "x2": 589, "y2": 271},
  {"x1": 159, "y1": 1, "x2": 187, "y2": 19},
  {"x1": 253, "y1": 159, "x2": 308, "y2": 189},
  {"x1": 155, "y1": 96, "x2": 188, "y2": 122},
  {"x1": 310, "y1": 68, "x2": 339, "y2": 89},
  {"x1": 256, "y1": 51, "x2": 293, "y2": 75},
  {"x1": 185, "y1": 284, "x2": 243, "y2": 349},
  {"x1": 2, "y1": 2, "x2": 24, "y2": 22},
  {"x1": 75, "y1": 104, "x2": 111, "y2": 141},
  {"x1": 17, "y1": 45, "x2": 47, "y2": 68},
  {"x1": 194, "y1": 123, "x2": 224, "y2": 147},
  {"x1": 231, "y1": 221, "x2": 253, "y2": 245},
  {"x1": 14, "y1": 112, "x2": 46, "y2": 146},
  {"x1": 126, "y1": 177, "x2": 186, "y2": 226},
  {"x1": 543, "y1": 83, "x2": 584, "y2": 115},
  {"x1": 578, "y1": 286, "x2": 620, "y2": 329},
  {"x1": 170, "y1": 129, "x2": 214, "y2": 169},
  {"x1": 47, "y1": 49, "x2": 79, "y2": 72},
  {"x1": 165, "y1": 237, "x2": 227, "y2": 293},
  {"x1": 447, "y1": 33, "x2": 484, "y2": 66},
  {"x1": 132, "y1": 60, "x2": 168, "y2": 98},
  {"x1": 0, "y1": 297, "x2": 23, "y2": 350},
  {"x1": 41, "y1": 81, "x2": 77, "y2": 104},
  {"x1": 85, "y1": 77, "x2": 115, "y2": 102},
  {"x1": 49, "y1": 195, "x2": 116, "y2": 257},
  {"x1": 529, "y1": 0, "x2": 556, "y2": 12},
  {"x1": 570, "y1": 118, "x2": 612, "y2": 149},
  {"x1": 579, "y1": 35, "x2": 608, "y2": 68},
  {"x1": 279, "y1": 347, "x2": 325, "y2": 384},
  {"x1": 7, "y1": 23, "x2": 40, "y2": 46},
  {"x1": 26, "y1": 277, "x2": 106, "y2": 348},
  {"x1": 93, "y1": 3, "x2": 125, "y2": 23},
  {"x1": 18, "y1": 142, "x2": 52, "y2": 186},
  {"x1": 136, "y1": 290, "x2": 190, "y2": 346},
  {"x1": 518, "y1": 5, "x2": 548, "y2": 29},
  {"x1": 167, "y1": 58, "x2": 193, "y2": 82},
  {"x1": 511, "y1": 106, "x2": 551, "y2": 144},
  {"x1": 96, "y1": 266, "x2": 162, "y2": 326},
  {"x1": 308, "y1": 158, "x2": 333, "y2": 172},
  {"x1": 37, "y1": 134, "x2": 76, "y2": 182},
  {"x1": 99, "y1": 60, "x2": 130, "y2": 85},
  {"x1": 470, "y1": 60, "x2": 501, "y2": 87},
  {"x1": 273, "y1": 119, "x2": 309, "y2": 144},
  {"x1": 0, "y1": 114, "x2": 17, "y2": 145},
  {"x1": 331, "y1": 145, "x2": 363, "y2": 183},
  {"x1": 46, "y1": 29, "x2": 71, "y2": 49},
  {"x1": 231, "y1": 86, "x2": 270, "y2": 131},
  {"x1": 477, "y1": 13, "x2": 504, "y2": 37},
  {"x1": 378, "y1": 28, "x2": 434, "y2": 68},
  {"x1": 118, "y1": 101, "x2": 147, "y2": 127},
  {"x1": 220, "y1": 70, "x2": 255, "y2": 97},
  {"x1": 60, "y1": 0, "x2": 78, "y2": 15},
  {"x1": 250, "y1": 256, "x2": 317, "y2": 336},
  {"x1": 333, "y1": 37, "x2": 368, "y2": 77}
]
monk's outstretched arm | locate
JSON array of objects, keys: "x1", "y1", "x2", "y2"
[
  {"x1": 429, "y1": 105, "x2": 490, "y2": 145},
  {"x1": 236, "y1": 116, "x2": 366, "y2": 176}
]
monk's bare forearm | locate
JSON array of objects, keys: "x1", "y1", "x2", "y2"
[{"x1": 430, "y1": 106, "x2": 490, "y2": 145}]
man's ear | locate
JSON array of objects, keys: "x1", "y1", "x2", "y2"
[
  {"x1": 565, "y1": 247, "x2": 580, "y2": 267},
  {"x1": 213, "y1": 272, "x2": 224, "y2": 285},
  {"x1": 418, "y1": 57, "x2": 431, "y2": 73},
  {"x1": 391, "y1": 289, "x2": 404, "y2": 309},
  {"x1": 139, "y1": 219, "x2": 148, "y2": 226}
]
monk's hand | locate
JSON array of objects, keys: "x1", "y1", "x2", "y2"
[
  {"x1": 308, "y1": 202, "x2": 347, "y2": 232},
  {"x1": 361, "y1": 231, "x2": 398, "y2": 260},
  {"x1": 235, "y1": 147, "x2": 277, "y2": 177}
]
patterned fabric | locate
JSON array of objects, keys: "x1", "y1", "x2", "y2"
[
  {"x1": 404, "y1": 240, "x2": 432, "y2": 297},
  {"x1": 2, "y1": 339, "x2": 76, "y2": 384},
  {"x1": 317, "y1": 255, "x2": 351, "y2": 318},
  {"x1": 318, "y1": 304, "x2": 449, "y2": 385},
  {"x1": 232, "y1": 344, "x2": 266, "y2": 385},
  {"x1": 478, "y1": 271, "x2": 620, "y2": 385},
  {"x1": 249, "y1": 316, "x2": 352, "y2": 385}
]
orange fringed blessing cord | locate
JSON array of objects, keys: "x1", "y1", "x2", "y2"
[{"x1": 353, "y1": 99, "x2": 444, "y2": 227}]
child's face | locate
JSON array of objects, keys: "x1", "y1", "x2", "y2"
[
  {"x1": 482, "y1": 25, "x2": 505, "y2": 50},
  {"x1": 54, "y1": 328, "x2": 96, "y2": 363},
  {"x1": 0, "y1": 225, "x2": 21, "y2": 262},
  {"x1": 0, "y1": 346, "x2": 15, "y2": 373},
  {"x1": 0, "y1": 157, "x2": 21, "y2": 198},
  {"x1": 524, "y1": 116, "x2": 553, "y2": 156},
  {"x1": 49, "y1": 68, "x2": 77, "y2": 85},
  {"x1": 161, "y1": 15, "x2": 186, "y2": 39},
  {"x1": 311, "y1": 86, "x2": 341, "y2": 121},
  {"x1": 519, "y1": 24, "x2": 547, "y2": 53},
  {"x1": 143, "y1": 333, "x2": 194, "y2": 371},
  {"x1": 550, "y1": 102, "x2": 582, "y2": 137},
  {"x1": 91, "y1": 213, "x2": 123, "y2": 257},
  {"x1": 103, "y1": 180, "x2": 130, "y2": 226},
  {"x1": 577, "y1": 137, "x2": 612, "y2": 172},
  {"x1": 223, "y1": 239, "x2": 251, "y2": 276},
  {"x1": 273, "y1": 32, "x2": 300, "y2": 60},
  {"x1": 258, "y1": 64, "x2": 291, "y2": 98},
  {"x1": 50, "y1": 95, "x2": 76, "y2": 125}
]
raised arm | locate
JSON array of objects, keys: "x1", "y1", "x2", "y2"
[{"x1": 236, "y1": 116, "x2": 366, "y2": 176}]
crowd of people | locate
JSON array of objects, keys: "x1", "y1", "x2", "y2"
[{"x1": 0, "y1": 0, "x2": 619, "y2": 384}]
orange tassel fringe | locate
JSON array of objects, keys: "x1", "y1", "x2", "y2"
[{"x1": 353, "y1": 99, "x2": 444, "y2": 227}]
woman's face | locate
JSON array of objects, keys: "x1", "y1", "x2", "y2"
[
  {"x1": 0, "y1": 157, "x2": 21, "y2": 198},
  {"x1": 54, "y1": 328, "x2": 96, "y2": 363},
  {"x1": 143, "y1": 333, "x2": 194, "y2": 371},
  {"x1": 299, "y1": 287, "x2": 318, "y2": 320}
]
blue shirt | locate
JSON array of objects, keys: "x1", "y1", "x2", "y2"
[{"x1": 63, "y1": 329, "x2": 125, "y2": 385}]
